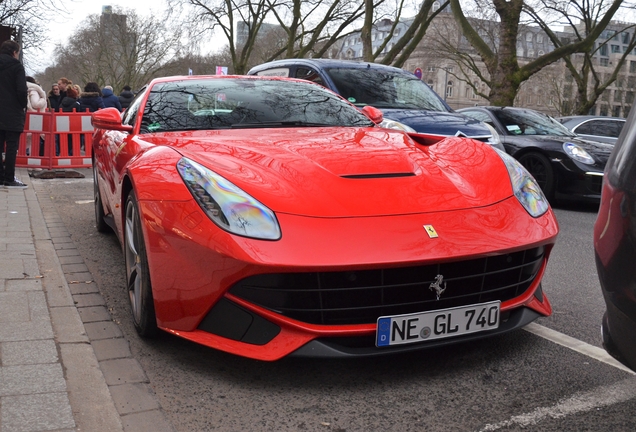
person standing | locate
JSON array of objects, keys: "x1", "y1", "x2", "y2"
[
  {"x1": 57, "y1": 77, "x2": 71, "y2": 99},
  {"x1": 102, "y1": 85, "x2": 122, "y2": 110},
  {"x1": 48, "y1": 84, "x2": 61, "y2": 111},
  {"x1": 118, "y1": 85, "x2": 134, "y2": 109},
  {"x1": 0, "y1": 40, "x2": 28, "y2": 189},
  {"x1": 25, "y1": 76, "x2": 47, "y2": 156},
  {"x1": 78, "y1": 82, "x2": 105, "y2": 112}
]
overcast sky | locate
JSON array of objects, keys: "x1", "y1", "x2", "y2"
[{"x1": 30, "y1": 0, "x2": 166, "y2": 74}]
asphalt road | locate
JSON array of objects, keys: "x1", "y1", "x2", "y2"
[{"x1": 33, "y1": 170, "x2": 636, "y2": 432}]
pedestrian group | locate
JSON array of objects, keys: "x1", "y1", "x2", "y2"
[{"x1": 0, "y1": 40, "x2": 134, "y2": 189}]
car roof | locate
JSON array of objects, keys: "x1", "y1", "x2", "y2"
[
  {"x1": 557, "y1": 115, "x2": 625, "y2": 123},
  {"x1": 248, "y1": 59, "x2": 411, "y2": 75}
]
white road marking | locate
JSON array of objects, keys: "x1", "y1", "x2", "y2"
[
  {"x1": 75, "y1": 200, "x2": 95, "y2": 205},
  {"x1": 478, "y1": 377, "x2": 636, "y2": 431},
  {"x1": 523, "y1": 322, "x2": 635, "y2": 375},
  {"x1": 476, "y1": 323, "x2": 636, "y2": 431}
]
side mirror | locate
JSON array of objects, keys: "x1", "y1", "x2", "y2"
[
  {"x1": 361, "y1": 106, "x2": 384, "y2": 124},
  {"x1": 91, "y1": 108, "x2": 133, "y2": 132}
]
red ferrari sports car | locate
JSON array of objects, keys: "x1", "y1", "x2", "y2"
[{"x1": 92, "y1": 75, "x2": 559, "y2": 361}]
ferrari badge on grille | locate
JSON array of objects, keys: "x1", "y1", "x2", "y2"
[{"x1": 429, "y1": 275, "x2": 447, "y2": 300}]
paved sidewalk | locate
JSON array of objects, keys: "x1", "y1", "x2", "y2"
[{"x1": 0, "y1": 168, "x2": 123, "y2": 432}]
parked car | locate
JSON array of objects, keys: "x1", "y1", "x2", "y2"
[
  {"x1": 594, "y1": 108, "x2": 636, "y2": 372},
  {"x1": 248, "y1": 59, "x2": 503, "y2": 150},
  {"x1": 557, "y1": 115, "x2": 625, "y2": 145},
  {"x1": 92, "y1": 75, "x2": 558, "y2": 361},
  {"x1": 458, "y1": 106, "x2": 612, "y2": 203}
]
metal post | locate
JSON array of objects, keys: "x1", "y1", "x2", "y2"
[{"x1": 443, "y1": 67, "x2": 449, "y2": 101}]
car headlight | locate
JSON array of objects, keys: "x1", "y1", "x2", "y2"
[
  {"x1": 495, "y1": 149, "x2": 549, "y2": 217},
  {"x1": 177, "y1": 158, "x2": 281, "y2": 240},
  {"x1": 563, "y1": 142, "x2": 595, "y2": 165},
  {"x1": 379, "y1": 118, "x2": 416, "y2": 132}
]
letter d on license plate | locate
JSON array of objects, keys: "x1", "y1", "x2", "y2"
[{"x1": 376, "y1": 301, "x2": 500, "y2": 347}]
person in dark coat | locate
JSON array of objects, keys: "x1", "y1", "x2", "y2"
[
  {"x1": 118, "y1": 85, "x2": 135, "y2": 109},
  {"x1": 101, "y1": 85, "x2": 122, "y2": 110},
  {"x1": 48, "y1": 84, "x2": 62, "y2": 111},
  {"x1": 59, "y1": 86, "x2": 80, "y2": 156},
  {"x1": 0, "y1": 40, "x2": 28, "y2": 188},
  {"x1": 60, "y1": 86, "x2": 80, "y2": 112},
  {"x1": 78, "y1": 82, "x2": 105, "y2": 112}
]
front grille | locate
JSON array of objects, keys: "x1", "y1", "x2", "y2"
[{"x1": 229, "y1": 247, "x2": 545, "y2": 325}]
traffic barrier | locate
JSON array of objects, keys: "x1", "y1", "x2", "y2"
[{"x1": 16, "y1": 110, "x2": 95, "y2": 170}]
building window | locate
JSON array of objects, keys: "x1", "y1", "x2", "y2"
[
  {"x1": 446, "y1": 67, "x2": 454, "y2": 73},
  {"x1": 472, "y1": 82, "x2": 479, "y2": 99},
  {"x1": 538, "y1": 50, "x2": 545, "y2": 56},
  {"x1": 600, "y1": 44, "x2": 608, "y2": 56},
  {"x1": 526, "y1": 32, "x2": 533, "y2": 42},
  {"x1": 528, "y1": 49, "x2": 535, "y2": 58},
  {"x1": 517, "y1": 46, "x2": 524, "y2": 57},
  {"x1": 613, "y1": 105, "x2": 622, "y2": 117},
  {"x1": 537, "y1": 34, "x2": 543, "y2": 43},
  {"x1": 428, "y1": 66, "x2": 435, "y2": 72},
  {"x1": 432, "y1": 1, "x2": 441, "y2": 12},
  {"x1": 446, "y1": 80, "x2": 454, "y2": 98},
  {"x1": 612, "y1": 44, "x2": 621, "y2": 53},
  {"x1": 600, "y1": 58, "x2": 609, "y2": 66},
  {"x1": 630, "y1": 61, "x2": 636, "y2": 73},
  {"x1": 623, "y1": 32, "x2": 631, "y2": 44}
]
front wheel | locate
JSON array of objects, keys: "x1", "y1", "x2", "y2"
[
  {"x1": 124, "y1": 190, "x2": 158, "y2": 337},
  {"x1": 517, "y1": 152, "x2": 555, "y2": 201}
]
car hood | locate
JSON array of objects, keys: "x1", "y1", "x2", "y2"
[
  {"x1": 380, "y1": 109, "x2": 492, "y2": 138},
  {"x1": 145, "y1": 128, "x2": 512, "y2": 217}
]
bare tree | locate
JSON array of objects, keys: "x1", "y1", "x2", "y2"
[
  {"x1": 0, "y1": 0, "x2": 63, "y2": 68},
  {"x1": 49, "y1": 8, "x2": 182, "y2": 91},
  {"x1": 527, "y1": 0, "x2": 636, "y2": 115},
  {"x1": 448, "y1": 0, "x2": 623, "y2": 106},
  {"x1": 167, "y1": 0, "x2": 375, "y2": 73}
]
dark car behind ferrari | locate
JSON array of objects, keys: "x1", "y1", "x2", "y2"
[
  {"x1": 248, "y1": 59, "x2": 503, "y2": 149},
  {"x1": 594, "y1": 107, "x2": 636, "y2": 372},
  {"x1": 459, "y1": 106, "x2": 612, "y2": 203}
]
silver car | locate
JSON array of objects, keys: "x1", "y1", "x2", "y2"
[{"x1": 557, "y1": 115, "x2": 625, "y2": 145}]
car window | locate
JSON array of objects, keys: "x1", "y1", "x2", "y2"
[
  {"x1": 295, "y1": 67, "x2": 325, "y2": 86},
  {"x1": 323, "y1": 67, "x2": 449, "y2": 111},
  {"x1": 491, "y1": 109, "x2": 575, "y2": 136},
  {"x1": 138, "y1": 78, "x2": 374, "y2": 133},
  {"x1": 254, "y1": 68, "x2": 290, "y2": 77},
  {"x1": 461, "y1": 110, "x2": 492, "y2": 124},
  {"x1": 575, "y1": 120, "x2": 624, "y2": 138}
]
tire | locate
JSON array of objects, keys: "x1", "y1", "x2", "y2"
[
  {"x1": 124, "y1": 190, "x2": 158, "y2": 337},
  {"x1": 93, "y1": 162, "x2": 109, "y2": 233},
  {"x1": 517, "y1": 152, "x2": 555, "y2": 200}
]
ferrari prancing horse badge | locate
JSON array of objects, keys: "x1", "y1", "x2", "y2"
[{"x1": 424, "y1": 225, "x2": 438, "y2": 238}]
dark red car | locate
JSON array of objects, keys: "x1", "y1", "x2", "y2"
[{"x1": 594, "y1": 108, "x2": 636, "y2": 371}]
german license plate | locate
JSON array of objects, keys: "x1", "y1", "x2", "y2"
[{"x1": 376, "y1": 301, "x2": 500, "y2": 347}]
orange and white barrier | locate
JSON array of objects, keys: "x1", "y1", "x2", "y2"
[{"x1": 16, "y1": 110, "x2": 95, "y2": 170}]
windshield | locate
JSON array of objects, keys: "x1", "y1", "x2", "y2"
[
  {"x1": 493, "y1": 109, "x2": 576, "y2": 137},
  {"x1": 324, "y1": 67, "x2": 449, "y2": 112},
  {"x1": 139, "y1": 78, "x2": 374, "y2": 133}
]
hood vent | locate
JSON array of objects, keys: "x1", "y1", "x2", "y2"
[{"x1": 341, "y1": 172, "x2": 415, "y2": 179}]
